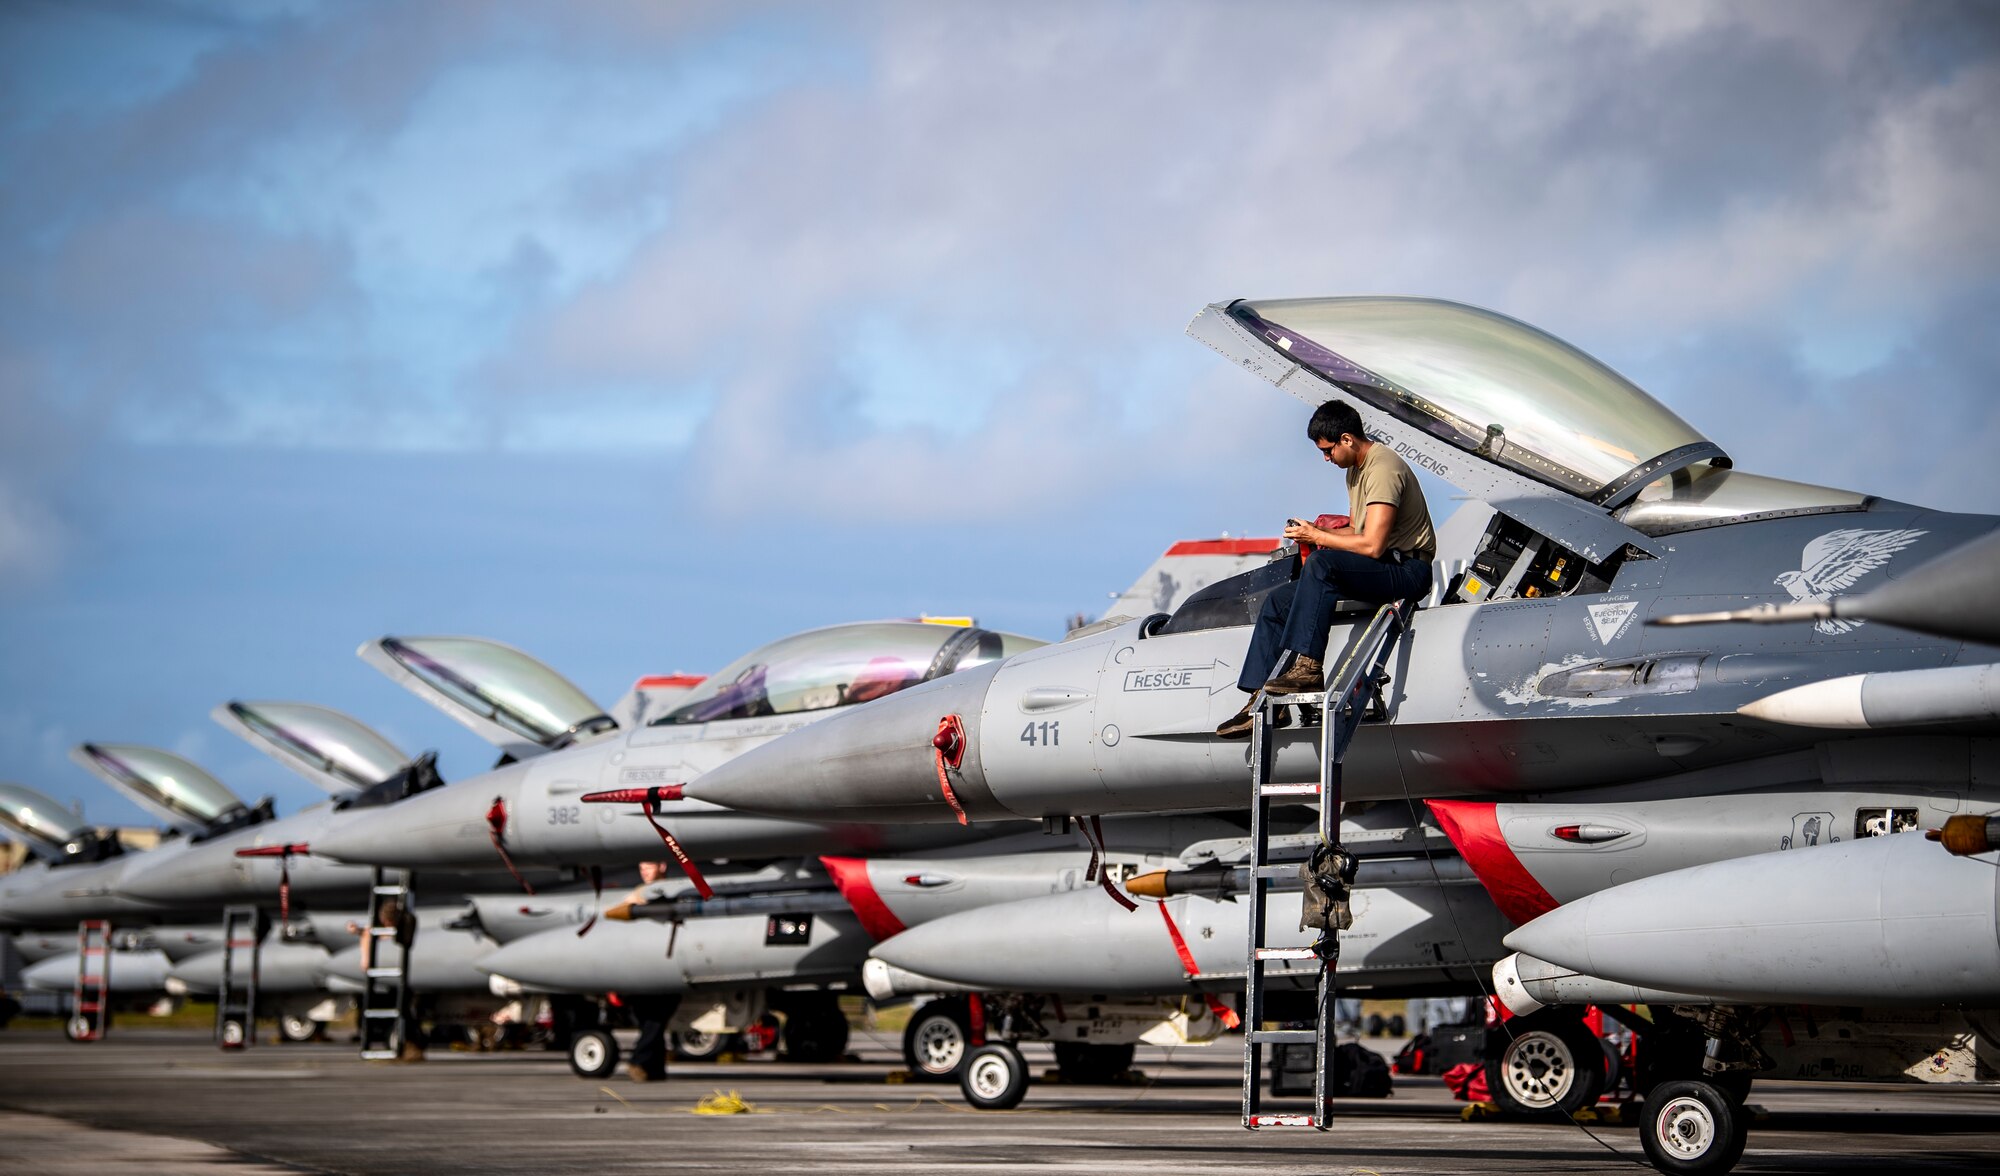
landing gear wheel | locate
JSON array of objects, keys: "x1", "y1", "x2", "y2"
[
  {"x1": 1053, "y1": 1042, "x2": 1134, "y2": 1084},
  {"x1": 219, "y1": 1017, "x2": 248, "y2": 1049},
  {"x1": 279, "y1": 1013, "x2": 323, "y2": 1043},
  {"x1": 1365, "y1": 1013, "x2": 1386, "y2": 1036},
  {"x1": 1641, "y1": 1079, "x2": 1748, "y2": 1175},
  {"x1": 1487, "y1": 1010, "x2": 1606, "y2": 1116},
  {"x1": 64, "y1": 1014, "x2": 95, "y2": 1042},
  {"x1": 1388, "y1": 1014, "x2": 1407, "y2": 1037},
  {"x1": 671, "y1": 1029, "x2": 735, "y2": 1062},
  {"x1": 902, "y1": 998, "x2": 972, "y2": 1082},
  {"x1": 780, "y1": 996, "x2": 850, "y2": 1063},
  {"x1": 569, "y1": 1028, "x2": 620, "y2": 1078},
  {"x1": 1707, "y1": 1070, "x2": 1753, "y2": 1105},
  {"x1": 959, "y1": 1042, "x2": 1029, "y2": 1110}
]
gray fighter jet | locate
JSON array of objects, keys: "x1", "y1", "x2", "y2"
[{"x1": 676, "y1": 296, "x2": 1997, "y2": 1171}]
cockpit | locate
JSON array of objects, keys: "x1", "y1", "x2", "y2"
[
  {"x1": 220, "y1": 701, "x2": 411, "y2": 793},
  {"x1": 70, "y1": 744, "x2": 250, "y2": 832},
  {"x1": 374, "y1": 636, "x2": 617, "y2": 751},
  {"x1": 651, "y1": 621, "x2": 1046, "y2": 726}
]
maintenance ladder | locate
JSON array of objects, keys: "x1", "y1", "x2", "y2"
[
  {"x1": 215, "y1": 905, "x2": 264, "y2": 1049},
  {"x1": 71, "y1": 919, "x2": 111, "y2": 1042},
  {"x1": 1242, "y1": 599, "x2": 1415, "y2": 1130},
  {"x1": 359, "y1": 869, "x2": 415, "y2": 1060}
]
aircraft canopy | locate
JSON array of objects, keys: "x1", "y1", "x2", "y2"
[
  {"x1": 220, "y1": 701, "x2": 409, "y2": 793},
  {"x1": 375, "y1": 636, "x2": 613, "y2": 749},
  {"x1": 653, "y1": 621, "x2": 1046, "y2": 725},
  {"x1": 0, "y1": 782, "x2": 90, "y2": 855},
  {"x1": 72, "y1": 744, "x2": 244, "y2": 831},
  {"x1": 1229, "y1": 298, "x2": 1711, "y2": 501}
]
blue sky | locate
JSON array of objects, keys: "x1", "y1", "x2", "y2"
[{"x1": 3, "y1": 1, "x2": 1998, "y2": 826}]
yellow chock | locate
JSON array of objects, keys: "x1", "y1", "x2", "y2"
[{"x1": 1460, "y1": 1101, "x2": 1501, "y2": 1120}]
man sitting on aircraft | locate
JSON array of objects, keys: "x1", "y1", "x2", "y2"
[{"x1": 1218, "y1": 399, "x2": 1437, "y2": 739}]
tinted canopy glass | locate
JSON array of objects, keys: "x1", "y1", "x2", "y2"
[
  {"x1": 379, "y1": 637, "x2": 612, "y2": 747},
  {"x1": 225, "y1": 702, "x2": 409, "y2": 790},
  {"x1": 0, "y1": 782, "x2": 89, "y2": 853},
  {"x1": 1230, "y1": 298, "x2": 1710, "y2": 499},
  {"x1": 74, "y1": 744, "x2": 244, "y2": 827},
  {"x1": 653, "y1": 622, "x2": 1046, "y2": 725}
]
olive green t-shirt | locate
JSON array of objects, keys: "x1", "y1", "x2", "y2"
[{"x1": 1346, "y1": 444, "x2": 1437, "y2": 563}]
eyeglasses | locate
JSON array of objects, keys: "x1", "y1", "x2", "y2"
[{"x1": 1316, "y1": 438, "x2": 1345, "y2": 455}]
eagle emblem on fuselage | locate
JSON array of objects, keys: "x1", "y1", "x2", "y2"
[{"x1": 1774, "y1": 528, "x2": 1928, "y2": 634}]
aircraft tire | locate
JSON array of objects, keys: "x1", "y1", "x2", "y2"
[
  {"x1": 959, "y1": 1042, "x2": 1029, "y2": 1111},
  {"x1": 1053, "y1": 1042, "x2": 1134, "y2": 1083},
  {"x1": 902, "y1": 998, "x2": 972, "y2": 1082},
  {"x1": 1640, "y1": 1079, "x2": 1748, "y2": 1175},
  {"x1": 569, "y1": 1028, "x2": 620, "y2": 1079},
  {"x1": 671, "y1": 1029, "x2": 736, "y2": 1062},
  {"x1": 781, "y1": 1005, "x2": 849, "y2": 1064},
  {"x1": 1486, "y1": 1010, "x2": 1605, "y2": 1117},
  {"x1": 279, "y1": 1014, "x2": 324, "y2": 1043},
  {"x1": 219, "y1": 1017, "x2": 249, "y2": 1049},
  {"x1": 64, "y1": 1014, "x2": 93, "y2": 1043}
]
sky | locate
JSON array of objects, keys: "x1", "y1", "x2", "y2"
[{"x1": 2, "y1": 0, "x2": 1997, "y2": 827}]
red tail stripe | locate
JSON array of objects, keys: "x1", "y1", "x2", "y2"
[
  {"x1": 1425, "y1": 799, "x2": 1559, "y2": 926},
  {"x1": 1164, "y1": 538, "x2": 1282, "y2": 557}
]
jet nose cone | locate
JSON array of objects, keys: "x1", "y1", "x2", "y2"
[
  {"x1": 683, "y1": 662, "x2": 1012, "y2": 823},
  {"x1": 478, "y1": 921, "x2": 686, "y2": 994},
  {"x1": 21, "y1": 953, "x2": 78, "y2": 992},
  {"x1": 312, "y1": 782, "x2": 501, "y2": 868}
]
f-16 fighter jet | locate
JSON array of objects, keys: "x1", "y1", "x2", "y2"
[
  {"x1": 678, "y1": 296, "x2": 1997, "y2": 1173},
  {"x1": 311, "y1": 541, "x2": 1271, "y2": 873}
]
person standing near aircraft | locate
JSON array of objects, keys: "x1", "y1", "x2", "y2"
[
  {"x1": 1217, "y1": 399, "x2": 1436, "y2": 738},
  {"x1": 622, "y1": 861, "x2": 680, "y2": 1082}
]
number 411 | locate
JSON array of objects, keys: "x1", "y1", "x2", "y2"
[{"x1": 1020, "y1": 720, "x2": 1060, "y2": 747}]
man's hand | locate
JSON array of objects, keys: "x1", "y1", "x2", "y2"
[{"x1": 1284, "y1": 517, "x2": 1335, "y2": 547}]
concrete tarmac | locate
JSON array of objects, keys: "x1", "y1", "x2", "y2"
[{"x1": 2, "y1": 1027, "x2": 1997, "y2": 1174}]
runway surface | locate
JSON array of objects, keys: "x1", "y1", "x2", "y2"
[{"x1": 3, "y1": 1027, "x2": 1997, "y2": 1174}]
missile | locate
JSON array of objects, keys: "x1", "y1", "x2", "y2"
[
  {"x1": 1502, "y1": 830, "x2": 2000, "y2": 1006},
  {"x1": 1651, "y1": 526, "x2": 2000, "y2": 644},
  {"x1": 170, "y1": 937, "x2": 338, "y2": 996},
  {"x1": 474, "y1": 909, "x2": 871, "y2": 995},
  {"x1": 22, "y1": 947, "x2": 173, "y2": 994},
  {"x1": 1736, "y1": 663, "x2": 2000, "y2": 729},
  {"x1": 1121, "y1": 855, "x2": 1475, "y2": 900},
  {"x1": 869, "y1": 879, "x2": 1506, "y2": 996}
]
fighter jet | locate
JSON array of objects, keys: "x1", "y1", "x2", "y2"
[
  {"x1": 313, "y1": 539, "x2": 1266, "y2": 873},
  {"x1": 675, "y1": 296, "x2": 1997, "y2": 1168}
]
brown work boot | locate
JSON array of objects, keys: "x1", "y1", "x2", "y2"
[
  {"x1": 1263, "y1": 655, "x2": 1325, "y2": 696},
  {"x1": 626, "y1": 1063, "x2": 662, "y2": 1083},
  {"x1": 1215, "y1": 696, "x2": 1257, "y2": 740},
  {"x1": 1215, "y1": 696, "x2": 1294, "y2": 740}
]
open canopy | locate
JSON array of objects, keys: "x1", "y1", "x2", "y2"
[
  {"x1": 0, "y1": 782, "x2": 90, "y2": 857},
  {"x1": 653, "y1": 621, "x2": 1045, "y2": 726},
  {"x1": 69, "y1": 744, "x2": 245, "y2": 832},
  {"x1": 214, "y1": 701, "x2": 411, "y2": 795},
  {"x1": 1228, "y1": 297, "x2": 1714, "y2": 502},
  {"x1": 361, "y1": 635, "x2": 613, "y2": 757}
]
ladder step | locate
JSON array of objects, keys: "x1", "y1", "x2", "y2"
[
  {"x1": 1258, "y1": 783, "x2": 1320, "y2": 797},
  {"x1": 371, "y1": 885, "x2": 408, "y2": 896},
  {"x1": 1247, "y1": 1114, "x2": 1318, "y2": 1128},
  {"x1": 364, "y1": 967, "x2": 403, "y2": 978},
  {"x1": 366, "y1": 927, "x2": 399, "y2": 936},
  {"x1": 1248, "y1": 1029, "x2": 1317, "y2": 1044},
  {"x1": 1254, "y1": 865, "x2": 1297, "y2": 879},
  {"x1": 360, "y1": 1049, "x2": 400, "y2": 1060},
  {"x1": 1255, "y1": 948, "x2": 1318, "y2": 961},
  {"x1": 363, "y1": 1009, "x2": 402, "y2": 1018}
]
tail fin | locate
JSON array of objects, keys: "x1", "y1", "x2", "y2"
[{"x1": 1093, "y1": 537, "x2": 1283, "y2": 626}]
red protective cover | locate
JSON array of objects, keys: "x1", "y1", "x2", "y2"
[{"x1": 1294, "y1": 513, "x2": 1351, "y2": 560}]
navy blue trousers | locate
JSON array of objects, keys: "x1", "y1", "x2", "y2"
[{"x1": 1236, "y1": 548, "x2": 1432, "y2": 691}]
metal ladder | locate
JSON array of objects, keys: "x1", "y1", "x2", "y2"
[
  {"x1": 216, "y1": 905, "x2": 264, "y2": 1049},
  {"x1": 1242, "y1": 599, "x2": 1415, "y2": 1130},
  {"x1": 71, "y1": 919, "x2": 112, "y2": 1042},
  {"x1": 359, "y1": 869, "x2": 415, "y2": 1060}
]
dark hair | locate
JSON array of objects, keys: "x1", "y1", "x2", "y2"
[{"x1": 1307, "y1": 399, "x2": 1365, "y2": 445}]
